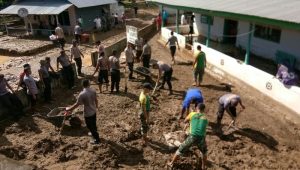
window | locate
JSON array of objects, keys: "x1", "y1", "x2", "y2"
[
  {"x1": 200, "y1": 15, "x2": 213, "y2": 25},
  {"x1": 58, "y1": 10, "x2": 70, "y2": 26},
  {"x1": 254, "y1": 25, "x2": 281, "y2": 43}
]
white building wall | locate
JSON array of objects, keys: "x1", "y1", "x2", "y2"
[
  {"x1": 194, "y1": 14, "x2": 224, "y2": 42},
  {"x1": 236, "y1": 21, "x2": 300, "y2": 69}
]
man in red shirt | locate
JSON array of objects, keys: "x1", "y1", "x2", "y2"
[{"x1": 156, "y1": 14, "x2": 162, "y2": 31}]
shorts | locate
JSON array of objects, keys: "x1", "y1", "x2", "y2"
[
  {"x1": 176, "y1": 135, "x2": 207, "y2": 156},
  {"x1": 217, "y1": 104, "x2": 237, "y2": 119},
  {"x1": 170, "y1": 46, "x2": 176, "y2": 57},
  {"x1": 139, "y1": 111, "x2": 149, "y2": 135},
  {"x1": 98, "y1": 70, "x2": 109, "y2": 84}
]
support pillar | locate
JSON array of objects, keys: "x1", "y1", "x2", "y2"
[
  {"x1": 245, "y1": 23, "x2": 253, "y2": 64},
  {"x1": 56, "y1": 15, "x2": 59, "y2": 25},
  {"x1": 176, "y1": 9, "x2": 179, "y2": 33},
  {"x1": 206, "y1": 16, "x2": 211, "y2": 47}
]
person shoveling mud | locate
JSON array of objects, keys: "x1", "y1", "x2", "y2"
[
  {"x1": 167, "y1": 103, "x2": 208, "y2": 170},
  {"x1": 216, "y1": 93, "x2": 245, "y2": 133},
  {"x1": 66, "y1": 79, "x2": 100, "y2": 144}
]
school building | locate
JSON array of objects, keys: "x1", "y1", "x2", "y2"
[{"x1": 148, "y1": 0, "x2": 300, "y2": 70}]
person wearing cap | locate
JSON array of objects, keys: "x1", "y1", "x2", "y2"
[
  {"x1": 16, "y1": 64, "x2": 31, "y2": 92},
  {"x1": 66, "y1": 79, "x2": 100, "y2": 144},
  {"x1": 216, "y1": 93, "x2": 245, "y2": 129},
  {"x1": 0, "y1": 74, "x2": 24, "y2": 120},
  {"x1": 57, "y1": 50, "x2": 75, "y2": 89},
  {"x1": 141, "y1": 39, "x2": 151, "y2": 68},
  {"x1": 124, "y1": 43, "x2": 135, "y2": 80},
  {"x1": 38, "y1": 60, "x2": 52, "y2": 103},
  {"x1": 152, "y1": 61, "x2": 173, "y2": 95},
  {"x1": 92, "y1": 52, "x2": 110, "y2": 93},
  {"x1": 139, "y1": 82, "x2": 152, "y2": 145},
  {"x1": 168, "y1": 103, "x2": 208, "y2": 170},
  {"x1": 23, "y1": 67, "x2": 39, "y2": 111},
  {"x1": 180, "y1": 88, "x2": 204, "y2": 119},
  {"x1": 70, "y1": 40, "x2": 85, "y2": 75},
  {"x1": 109, "y1": 50, "x2": 121, "y2": 93}
]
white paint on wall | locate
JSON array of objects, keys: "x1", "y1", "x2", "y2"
[
  {"x1": 193, "y1": 41, "x2": 300, "y2": 115},
  {"x1": 194, "y1": 14, "x2": 224, "y2": 42}
]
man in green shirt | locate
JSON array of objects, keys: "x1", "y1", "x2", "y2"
[
  {"x1": 168, "y1": 103, "x2": 208, "y2": 170},
  {"x1": 193, "y1": 45, "x2": 206, "y2": 86}
]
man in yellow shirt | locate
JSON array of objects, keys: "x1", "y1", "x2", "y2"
[{"x1": 139, "y1": 83, "x2": 152, "y2": 146}]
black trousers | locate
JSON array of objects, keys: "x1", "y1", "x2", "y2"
[
  {"x1": 0, "y1": 92, "x2": 24, "y2": 117},
  {"x1": 62, "y1": 65, "x2": 75, "y2": 89},
  {"x1": 111, "y1": 69, "x2": 120, "y2": 92},
  {"x1": 85, "y1": 114, "x2": 100, "y2": 142},
  {"x1": 170, "y1": 46, "x2": 176, "y2": 57},
  {"x1": 57, "y1": 38, "x2": 65, "y2": 49},
  {"x1": 43, "y1": 77, "x2": 52, "y2": 102},
  {"x1": 142, "y1": 54, "x2": 151, "y2": 68},
  {"x1": 127, "y1": 62, "x2": 134, "y2": 79},
  {"x1": 217, "y1": 104, "x2": 237, "y2": 123},
  {"x1": 162, "y1": 68, "x2": 173, "y2": 90},
  {"x1": 75, "y1": 34, "x2": 81, "y2": 43},
  {"x1": 74, "y1": 58, "x2": 82, "y2": 75}
]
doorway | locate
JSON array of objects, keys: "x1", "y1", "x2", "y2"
[{"x1": 223, "y1": 19, "x2": 238, "y2": 44}]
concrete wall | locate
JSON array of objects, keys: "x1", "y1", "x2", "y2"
[
  {"x1": 191, "y1": 41, "x2": 300, "y2": 115},
  {"x1": 194, "y1": 14, "x2": 224, "y2": 42},
  {"x1": 236, "y1": 21, "x2": 300, "y2": 70}
]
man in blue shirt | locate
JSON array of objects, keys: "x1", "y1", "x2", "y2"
[{"x1": 180, "y1": 88, "x2": 204, "y2": 119}]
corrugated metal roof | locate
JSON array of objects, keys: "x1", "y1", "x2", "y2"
[
  {"x1": 0, "y1": 1, "x2": 72, "y2": 15},
  {"x1": 148, "y1": 0, "x2": 300, "y2": 24},
  {"x1": 68, "y1": 0, "x2": 117, "y2": 8}
]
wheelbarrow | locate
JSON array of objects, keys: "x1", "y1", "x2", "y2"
[
  {"x1": 134, "y1": 66, "x2": 152, "y2": 82},
  {"x1": 46, "y1": 107, "x2": 82, "y2": 130}
]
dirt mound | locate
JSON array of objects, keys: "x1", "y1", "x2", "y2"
[
  {"x1": 0, "y1": 146, "x2": 27, "y2": 160},
  {"x1": 33, "y1": 138, "x2": 62, "y2": 155}
]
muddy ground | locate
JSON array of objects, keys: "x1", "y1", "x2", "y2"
[{"x1": 0, "y1": 33, "x2": 300, "y2": 170}]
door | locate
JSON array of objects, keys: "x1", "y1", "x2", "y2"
[{"x1": 223, "y1": 19, "x2": 238, "y2": 44}]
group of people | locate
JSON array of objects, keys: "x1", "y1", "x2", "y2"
[{"x1": 1, "y1": 19, "x2": 248, "y2": 170}]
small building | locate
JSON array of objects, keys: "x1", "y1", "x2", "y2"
[
  {"x1": 0, "y1": 0, "x2": 120, "y2": 35},
  {"x1": 148, "y1": 0, "x2": 300, "y2": 70}
]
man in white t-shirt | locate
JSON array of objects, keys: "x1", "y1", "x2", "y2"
[
  {"x1": 124, "y1": 43, "x2": 135, "y2": 80},
  {"x1": 94, "y1": 16, "x2": 102, "y2": 30},
  {"x1": 55, "y1": 24, "x2": 65, "y2": 49}
]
